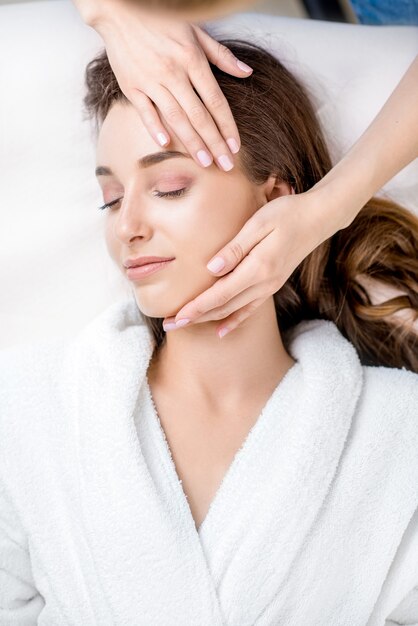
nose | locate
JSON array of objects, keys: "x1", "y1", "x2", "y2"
[{"x1": 112, "y1": 193, "x2": 153, "y2": 245}]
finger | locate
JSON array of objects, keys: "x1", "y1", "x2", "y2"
[
  {"x1": 152, "y1": 82, "x2": 235, "y2": 172},
  {"x1": 148, "y1": 83, "x2": 220, "y2": 169},
  {"x1": 129, "y1": 89, "x2": 171, "y2": 148},
  {"x1": 173, "y1": 255, "x2": 263, "y2": 322},
  {"x1": 192, "y1": 25, "x2": 253, "y2": 78},
  {"x1": 177, "y1": 281, "x2": 267, "y2": 325},
  {"x1": 163, "y1": 291, "x2": 267, "y2": 335},
  {"x1": 192, "y1": 26, "x2": 253, "y2": 152},
  {"x1": 216, "y1": 296, "x2": 267, "y2": 338},
  {"x1": 164, "y1": 281, "x2": 266, "y2": 331},
  {"x1": 163, "y1": 68, "x2": 237, "y2": 171},
  {"x1": 186, "y1": 54, "x2": 242, "y2": 157},
  {"x1": 206, "y1": 212, "x2": 274, "y2": 276}
]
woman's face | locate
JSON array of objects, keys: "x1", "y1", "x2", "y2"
[{"x1": 96, "y1": 101, "x2": 270, "y2": 319}]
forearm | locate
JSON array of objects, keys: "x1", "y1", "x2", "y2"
[
  {"x1": 71, "y1": 0, "x2": 140, "y2": 28},
  {"x1": 312, "y1": 55, "x2": 418, "y2": 231},
  {"x1": 71, "y1": 0, "x2": 256, "y2": 26},
  {"x1": 71, "y1": 0, "x2": 185, "y2": 40},
  {"x1": 71, "y1": 0, "x2": 101, "y2": 26}
]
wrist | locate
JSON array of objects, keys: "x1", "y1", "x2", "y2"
[
  {"x1": 77, "y1": 0, "x2": 141, "y2": 31},
  {"x1": 304, "y1": 181, "x2": 361, "y2": 242},
  {"x1": 310, "y1": 157, "x2": 378, "y2": 232},
  {"x1": 89, "y1": 0, "x2": 184, "y2": 38}
]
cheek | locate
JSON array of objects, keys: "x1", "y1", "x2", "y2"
[
  {"x1": 179, "y1": 187, "x2": 256, "y2": 264},
  {"x1": 104, "y1": 220, "x2": 118, "y2": 261},
  {"x1": 167, "y1": 190, "x2": 256, "y2": 306}
]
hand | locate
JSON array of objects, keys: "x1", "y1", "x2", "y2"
[
  {"x1": 162, "y1": 189, "x2": 351, "y2": 338},
  {"x1": 87, "y1": 0, "x2": 253, "y2": 171}
]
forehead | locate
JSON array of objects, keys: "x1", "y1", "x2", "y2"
[
  {"x1": 95, "y1": 101, "x2": 198, "y2": 179},
  {"x1": 97, "y1": 102, "x2": 151, "y2": 152},
  {"x1": 95, "y1": 101, "x2": 249, "y2": 183},
  {"x1": 96, "y1": 101, "x2": 186, "y2": 161}
]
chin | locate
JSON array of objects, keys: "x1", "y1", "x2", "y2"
[
  {"x1": 133, "y1": 274, "x2": 214, "y2": 319},
  {"x1": 133, "y1": 296, "x2": 179, "y2": 320}
]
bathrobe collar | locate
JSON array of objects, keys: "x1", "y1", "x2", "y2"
[{"x1": 65, "y1": 295, "x2": 363, "y2": 625}]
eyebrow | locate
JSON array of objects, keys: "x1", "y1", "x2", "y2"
[{"x1": 95, "y1": 150, "x2": 192, "y2": 177}]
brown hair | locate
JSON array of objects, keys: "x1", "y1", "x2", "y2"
[{"x1": 83, "y1": 39, "x2": 418, "y2": 372}]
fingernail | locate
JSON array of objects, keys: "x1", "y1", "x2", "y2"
[
  {"x1": 163, "y1": 322, "x2": 177, "y2": 331},
  {"x1": 157, "y1": 132, "x2": 169, "y2": 146},
  {"x1": 197, "y1": 149, "x2": 213, "y2": 167},
  {"x1": 176, "y1": 318, "x2": 190, "y2": 327},
  {"x1": 236, "y1": 59, "x2": 253, "y2": 73},
  {"x1": 218, "y1": 327, "x2": 230, "y2": 338},
  {"x1": 218, "y1": 155, "x2": 234, "y2": 171},
  {"x1": 227, "y1": 138, "x2": 239, "y2": 154},
  {"x1": 207, "y1": 256, "x2": 225, "y2": 272}
]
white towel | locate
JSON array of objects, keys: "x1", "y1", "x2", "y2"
[{"x1": 0, "y1": 295, "x2": 417, "y2": 625}]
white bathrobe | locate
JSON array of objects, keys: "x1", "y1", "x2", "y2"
[{"x1": 0, "y1": 295, "x2": 417, "y2": 626}]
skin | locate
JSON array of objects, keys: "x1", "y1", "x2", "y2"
[
  {"x1": 96, "y1": 100, "x2": 296, "y2": 414},
  {"x1": 142, "y1": 0, "x2": 259, "y2": 21},
  {"x1": 77, "y1": 0, "x2": 259, "y2": 28}
]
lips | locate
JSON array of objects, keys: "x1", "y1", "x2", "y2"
[
  {"x1": 125, "y1": 259, "x2": 174, "y2": 280},
  {"x1": 124, "y1": 256, "x2": 175, "y2": 268}
]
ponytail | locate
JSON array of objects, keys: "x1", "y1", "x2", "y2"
[{"x1": 277, "y1": 197, "x2": 418, "y2": 372}]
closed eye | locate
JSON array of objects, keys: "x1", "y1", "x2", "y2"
[
  {"x1": 98, "y1": 197, "x2": 122, "y2": 211},
  {"x1": 153, "y1": 187, "x2": 188, "y2": 199},
  {"x1": 98, "y1": 188, "x2": 188, "y2": 211}
]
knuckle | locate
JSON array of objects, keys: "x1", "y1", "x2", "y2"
[
  {"x1": 164, "y1": 106, "x2": 184, "y2": 124},
  {"x1": 246, "y1": 300, "x2": 260, "y2": 314},
  {"x1": 193, "y1": 302, "x2": 207, "y2": 317},
  {"x1": 181, "y1": 42, "x2": 202, "y2": 66},
  {"x1": 206, "y1": 90, "x2": 225, "y2": 110},
  {"x1": 212, "y1": 308, "x2": 227, "y2": 320},
  {"x1": 217, "y1": 42, "x2": 234, "y2": 62},
  {"x1": 159, "y1": 56, "x2": 177, "y2": 74},
  {"x1": 189, "y1": 104, "x2": 208, "y2": 126},
  {"x1": 229, "y1": 241, "x2": 245, "y2": 264},
  {"x1": 216, "y1": 290, "x2": 230, "y2": 308}
]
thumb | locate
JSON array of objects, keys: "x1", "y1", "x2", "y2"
[{"x1": 192, "y1": 25, "x2": 253, "y2": 77}]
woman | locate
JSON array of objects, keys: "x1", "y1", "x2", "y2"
[
  {"x1": 0, "y1": 39, "x2": 417, "y2": 625},
  {"x1": 73, "y1": 0, "x2": 418, "y2": 338}
]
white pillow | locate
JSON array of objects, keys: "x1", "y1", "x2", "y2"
[{"x1": 0, "y1": 0, "x2": 416, "y2": 348}]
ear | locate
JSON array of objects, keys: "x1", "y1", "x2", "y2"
[{"x1": 260, "y1": 174, "x2": 296, "y2": 204}]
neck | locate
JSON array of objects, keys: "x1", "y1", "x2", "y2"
[{"x1": 147, "y1": 297, "x2": 296, "y2": 413}]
